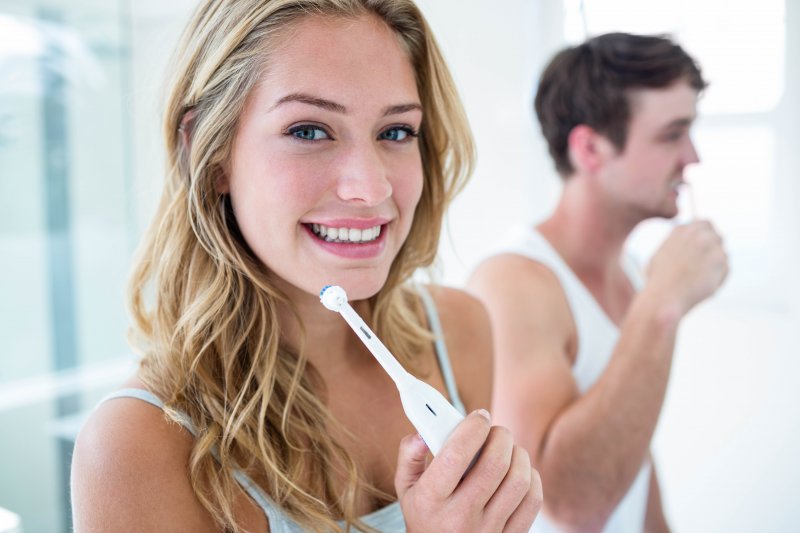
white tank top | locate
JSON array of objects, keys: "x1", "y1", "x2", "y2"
[{"x1": 498, "y1": 225, "x2": 651, "y2": 533}]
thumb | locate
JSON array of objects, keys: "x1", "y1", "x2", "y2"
[{"x1": 394, "y1": 433, "x2": 430, "y2": 499}]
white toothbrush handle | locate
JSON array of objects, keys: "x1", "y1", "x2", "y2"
[
  {"x1": 397, "y1": 375, "x2": 465, "y2": 456},
  {"x1": 329, "y1": 293, "x2": 465, "y2": 455},
  {"x1": 338, "y1": 303, "x2": 409, "y2": 382}
]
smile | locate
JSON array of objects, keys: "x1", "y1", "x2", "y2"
[{"x1": 309, "y1": 223, "x2": 382, "y2": 243}]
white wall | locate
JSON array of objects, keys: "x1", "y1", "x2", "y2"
[
  {"x1": 129, "y1": 2, "x2": 196, "y2": 239},
  {"x1": 414, "y1": 0, "x2": 565, "y2": 285}
]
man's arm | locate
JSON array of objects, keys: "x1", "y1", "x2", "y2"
[
  {"x1": 469, "y1": 254, "x2": 675, "y2": 532},
  {"x1": 468, "y1": 221, "x2": 727, "y2": 533},
  {"x1": 644, "y1": 459, "x2": 671, "y2": 533}
]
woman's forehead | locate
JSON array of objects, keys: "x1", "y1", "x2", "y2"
[{"x1": 245, "y1": 14, "x2": 420, "y2": 119}]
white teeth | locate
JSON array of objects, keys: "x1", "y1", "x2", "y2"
[{"x1": 309, "y1": 223, "x2": 383, "y2": 243}]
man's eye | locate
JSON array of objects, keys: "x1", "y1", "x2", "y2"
[
  {"x1": 379, "y1": 127, "x2": 417, "y2": 142},
  {"x1": 664, "y1": 130, "x2": 685, "y2": 142},
  {"x1": 289, "y1": 126, "x2": 330, "y2": 141}
]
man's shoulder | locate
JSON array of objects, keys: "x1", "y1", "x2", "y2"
[{"x1": 470, "y1": 252, "x2": 568, "y2": 302}]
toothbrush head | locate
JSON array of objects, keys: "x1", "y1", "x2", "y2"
[{"x1": 320, "y1": 285, "x2": 348, "y2": 312}]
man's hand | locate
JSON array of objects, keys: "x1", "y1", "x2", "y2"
[{"x1": 646, "y1": 220, "x2": 729, "y2": 316}]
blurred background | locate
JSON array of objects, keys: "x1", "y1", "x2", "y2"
[{"x1": 0, "y1": 0, "x2": 797, "y2": 531}]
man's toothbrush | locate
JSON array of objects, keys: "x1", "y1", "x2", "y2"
[{"x1": 320, "y1": 285, "x2": 465, "y2": 455}]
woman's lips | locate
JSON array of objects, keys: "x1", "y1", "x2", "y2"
[{"x1": 303, "y1": 222, "x2": 388, "y2": 259}]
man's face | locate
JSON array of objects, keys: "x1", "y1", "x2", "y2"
[{"x1": 599, "y1": 80, "x2": 700, "y2": 220}]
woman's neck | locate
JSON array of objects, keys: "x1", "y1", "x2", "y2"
[{"x1": 275, "y1": 280, "x2": 375, "y2": 376}]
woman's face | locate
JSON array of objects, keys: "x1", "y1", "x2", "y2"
[{"x1": 225, "y1": 13, "x2": 424, "y2": 302}]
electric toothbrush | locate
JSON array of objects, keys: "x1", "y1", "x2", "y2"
[{"x1": 319, "y1": 285, "x2": 465, "y2": 455}]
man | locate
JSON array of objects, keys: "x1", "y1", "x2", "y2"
[{"x1": 468, "y1": 33, "x2": 728, "y2": 533}]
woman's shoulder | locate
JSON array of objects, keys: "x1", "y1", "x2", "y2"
[
  {"x1": 71, "y1": 383, "x2": 217, "y2": 531},
  {"x1": 75, "y1": 385, "x2": 196, "y2": 468},
  {"x1": 422, "y1": 284, "x2": 490, "y2": 327},
  {"x1": 422, "y1": 285, "x2": 493, "y2": 411}
]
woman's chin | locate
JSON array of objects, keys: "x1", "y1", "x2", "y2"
[{"x1": 313, "y1": 271, "x2": 390, "y2": 303}]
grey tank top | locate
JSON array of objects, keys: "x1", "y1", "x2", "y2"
[{"x1": 101, "y1": 285, "x2": 465, "y2": 532}]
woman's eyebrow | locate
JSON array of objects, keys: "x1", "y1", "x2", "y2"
[
  {"x1": 270, "y1": 93, "x2": 421, "y2": 117},
  {"x1": 271, "y1": 93, "x2": 347, "y2": 113},
  {"x1": 383, "y1": 103, "x2": 422, "y2": 117}
]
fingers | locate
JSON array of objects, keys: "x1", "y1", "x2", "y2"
[
  {"x1": 501, "y1": 466, "x2": 544, "y2": 533},
  {"x1": 691, "y1": 221, "x2": 729, "y2": 287},
  {"x1": 650, "y1": 219, "x2": 730, "y2": 312},
  {"x1": 395, "y1": 432, "x2": 431, "y2": 500},
  {"x1": 397, "y1": 415, "x2": 542, "y2": 532},
  {"x1": 420, "y1": 409, "x2": 492, "y2": 498},
  {"x1": 689, "y1": 220, "x2": 727, "y2": 251},
  {"x1": 454, "y1": 425, "x2": 514, "y2": 508},
  {"x1": 480, "y1": 443, "x2": 538, "y2": 530},
  {"x1": 665, "y1": 219, "x2": 725, "y2": 263}
]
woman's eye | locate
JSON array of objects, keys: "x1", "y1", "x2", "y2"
[
  {"x1": 289, "y1": 125, "x2": 330, "y2": 141},
  {"x1": 379, "y1": 127, "x2": 417, "y2": 142}
]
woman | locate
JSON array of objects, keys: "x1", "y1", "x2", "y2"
[{"x1": 71, "y1": 1, "x2": 541, "y2": 531}]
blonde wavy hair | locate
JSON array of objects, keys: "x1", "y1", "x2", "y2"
[{"x1": 128, "y1": 0, "x2": 474, "y2": 531}]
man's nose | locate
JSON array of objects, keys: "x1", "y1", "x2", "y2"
[{"x1": 684, "y1": 137, "x2": 700, "y2": 165}]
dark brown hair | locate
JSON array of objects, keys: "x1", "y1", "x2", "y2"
[{"x1": 534, "y1": 32, "x2": 707, "y2": 176}]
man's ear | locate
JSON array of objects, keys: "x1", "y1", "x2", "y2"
[{"x1": 567, "y1": 124, "x2": 613, "y2": 174}]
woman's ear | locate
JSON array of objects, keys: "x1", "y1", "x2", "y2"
[
  {"x1": 214, "y1": 166, "x2": 230, "y2": 195},
  {"x1": 179, "y1": 109, "x2": 196, "y2": 153},
  {"x1": 180, "y1": 109, "x2": 230, "y2": 194}
]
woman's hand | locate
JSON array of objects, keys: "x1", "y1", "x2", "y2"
[{"x1": 395, "y1": 409, "x2": 543, "y2": 532}]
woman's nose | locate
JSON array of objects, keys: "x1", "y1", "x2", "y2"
[{"x1": 334, "y1": 143, "x2": 392, "y2": 206}]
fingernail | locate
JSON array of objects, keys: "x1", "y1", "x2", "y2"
[{"x1": 474, "y1": 409, "x2": 491, "y2": 422}]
